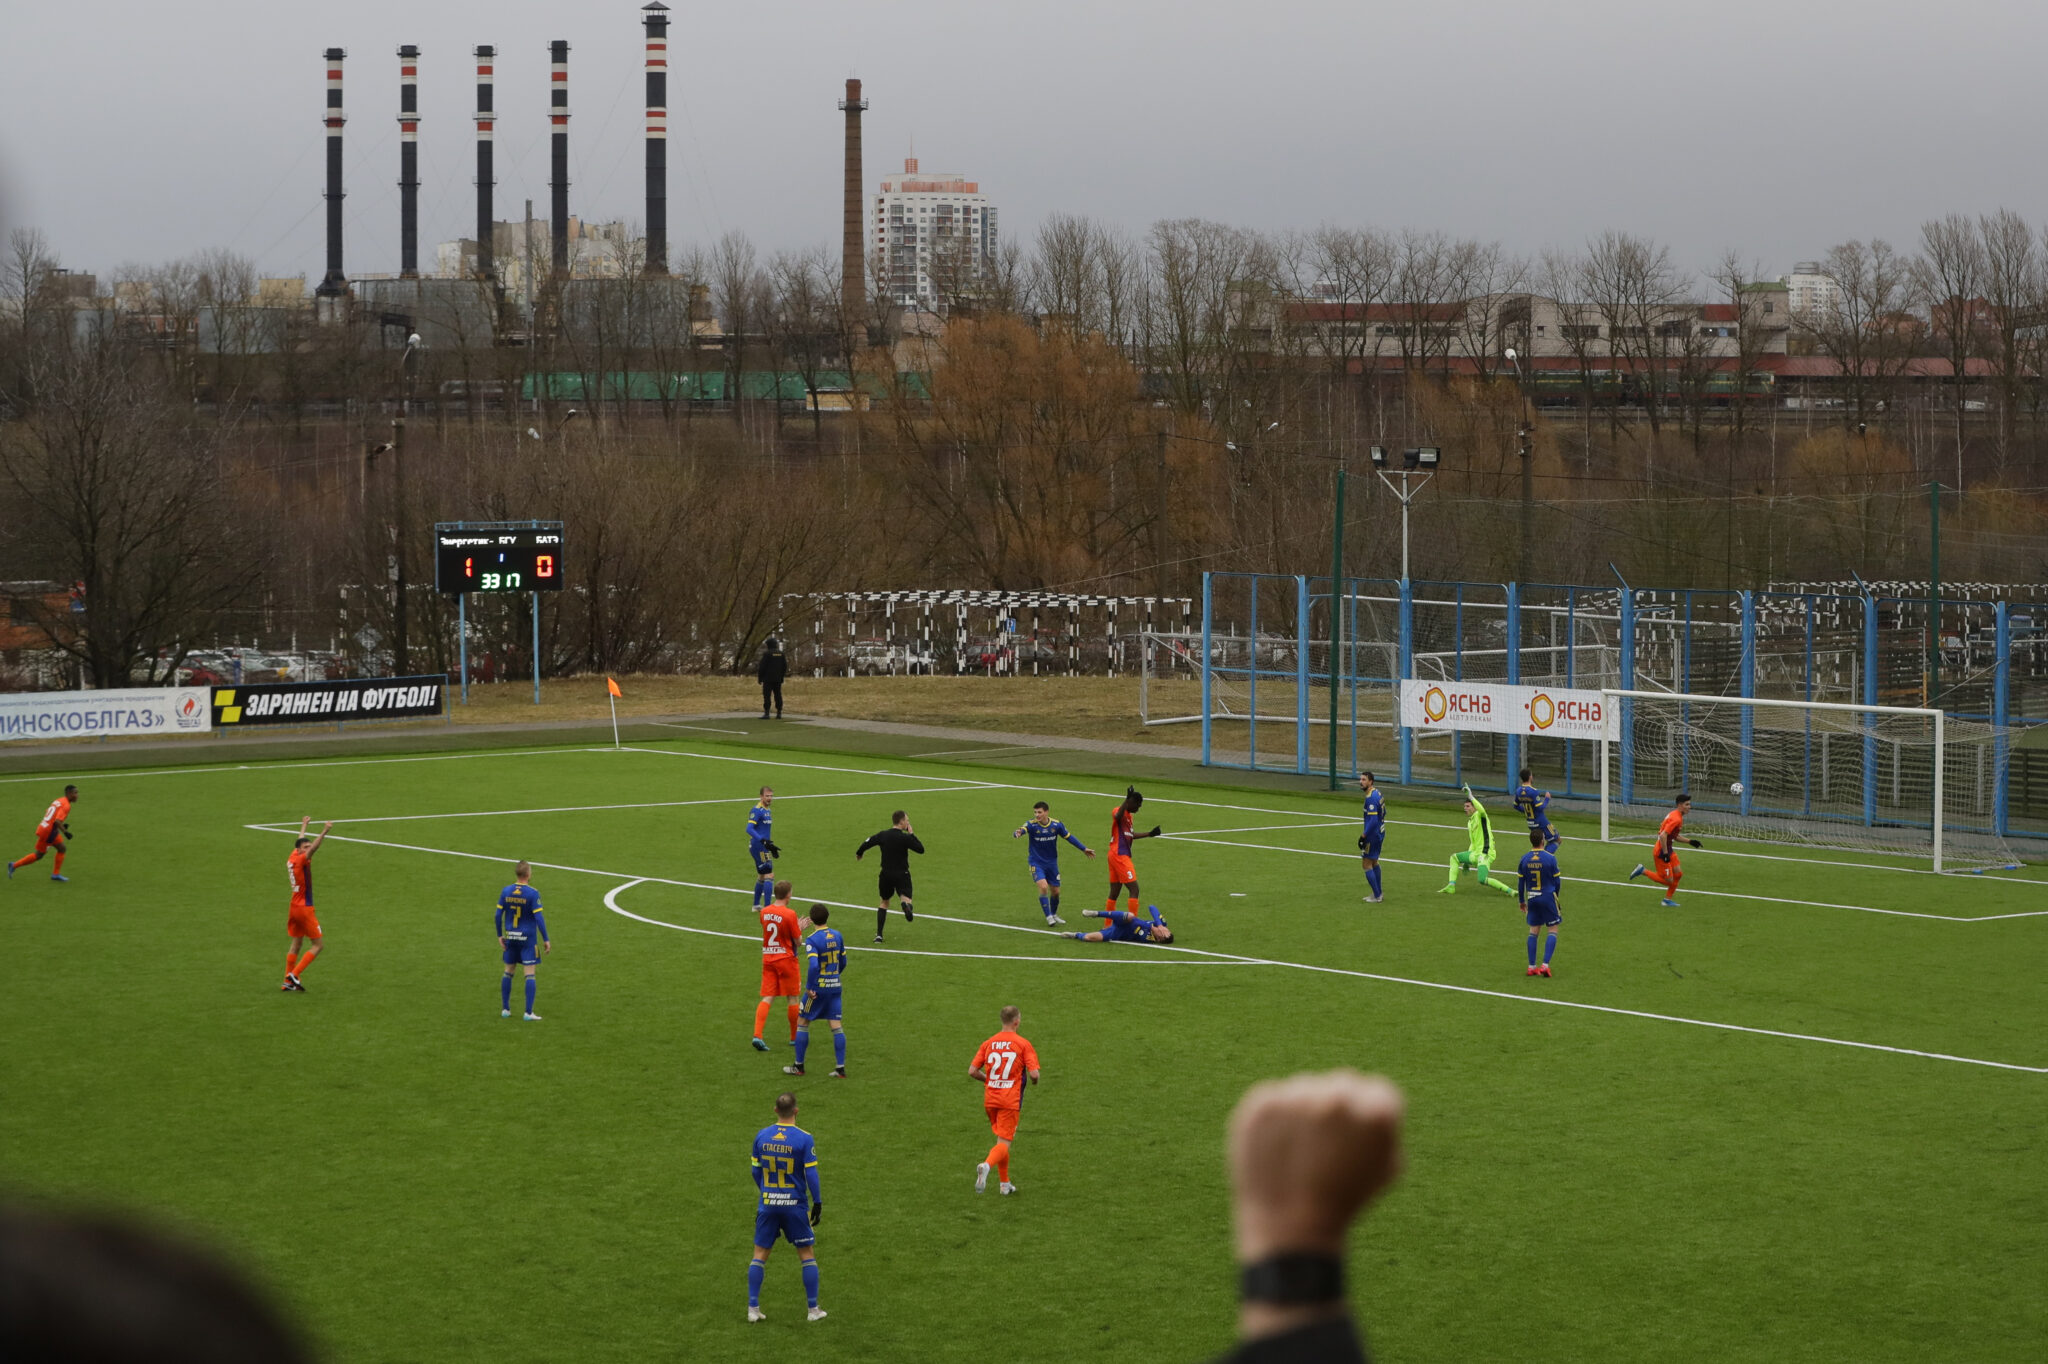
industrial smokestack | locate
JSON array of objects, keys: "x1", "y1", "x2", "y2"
[
  {"x1": 839, "y1": 78, "x2": 867, "y2": 323},
  {"x1": 397, "y1": 46, "x2": 420, "y2": 279},
  {"x1": 475, "y1": 46, "x2": 495, "y2": 282},
  {"x1": 549, "y1": 40, "x2": 570, "y2": 277},
  {"x1": 642, "y1": 3, "x2": 669, "y2": 276},
  {"x1": 315, "y1": 47, "x2": 348, "y2": 301}
]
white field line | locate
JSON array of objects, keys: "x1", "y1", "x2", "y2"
[
  {"x1": 908, "y1": 745, "x2": 1052, "y2": 759},
  {"x1": 0, "y1": 745, "x2": 608, "y2": 785},
  {"x1": 600, "y1": 880, "x2": 1246, "y2": 968},
  {"x1": 647, "y1": 721, "x2": 751, "y2": 735},
  {"x1": 616, "y1": 748, "x2": 2047, "y2": 921},
  {"x1": 313, "y1": 786, "x2": 965, "y2": 826},
  {"x1": 617, "y1": 745, "x2": 1005, "y2": 789},
  {"x1": 306, "y1": 826, "x2": 2039, "y2": 1075},
  {"x1": 1165, "y1": 832, "x2": 2048, "y2": 923}
]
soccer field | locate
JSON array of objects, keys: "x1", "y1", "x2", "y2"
[{"x1": 3, "y1": 734, "x2": 2045, "y2": 1362}]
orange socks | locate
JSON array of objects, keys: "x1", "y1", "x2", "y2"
[
  {"x1": 1104, "y1": 896, "x2": 1116, "y2": 914},
  {"x1": 294, "y1": 950, "x2": 315, "y2": 977},
  {"x1": 991, "y1": 1144, "x2": 1011, "y2": 1181},
  {"x1": 786, "y1": 1004, "x2": 799, "y2": 1041},
  {"x1": 753, "y1": 1000, "x2": 772, "y2": 1039},
  {"x1": 8, "y1": 856, "x2": 29, "y2": 871},
  {"x1": 51, "y1": 851, "x2": 64, "y2": 874},
  {"x1": 285, "y1": 952, "x2": 300, "y2": 978}
]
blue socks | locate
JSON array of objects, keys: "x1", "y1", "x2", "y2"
[
  {"x1": 524, "y1": 976, "x2": 537, "y2": 1013},
  {"x1": 1366, "y1": 867, "x2": 1382, "y2": 896},
  {"x1": 754, "y1": 879, "x2": 771, "y2": 908},
  {"x1": 747, "y1": 1259, "x2": 765, "y2": 1307},
  {"x1": 1527, "y1": 935, "x2": 1539, "y2": 966},
  {"x1": 500, "y1": 975, "x2": 512, "y2": 1010},
  {"x1": 1544, "y1": 932, "x2": 1557, "y2": 965},
  {"x1": 801, "y1": 1259, "x2": 820, "y2": 1308},
  {"x1": 833, "y1": 1031, "x2": 846, "y2": 1067},
  {"x1": 794, "y1": 1028, "x2": 810, "y2": 1067},
  {"x1": 1039, "y1": 894, "x2": 1052, "y2": 918}
]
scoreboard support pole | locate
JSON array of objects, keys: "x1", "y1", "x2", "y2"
[
  {"x1": 458, "y1": 594, "x2": 470, "y2": 705},
  {"x1": 532, "y1": 590, "x2": 541, "y2": 706}
]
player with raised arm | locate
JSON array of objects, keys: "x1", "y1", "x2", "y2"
[
  {"x1": 1356, "y1": 772, "x2": 1387, "y2": 902},
  {"x1": 1439, "y1": 785, "x2": 1517, "y2": 898},
  {"x1": 1630, "y1": 792, "x2": 1699, "y2": 908},
  {"x1": 1513, "y1": 768, "x2": 1561, "y2": 853},
  {"x1": 970, "y1": 1005, "x2": 1041, "y2": 1195},
  {"x1": 855, "y1": 810, "x2": 923, "y2": 943},
  {"x1": 785, "y1": 906, "x2": 848, "y2": 1079},
  {"x1": 747, "y1": 787, "x2": 781, "y2": 909},
  {"x1": 281, "y1": 817, "x2": 332, "y2": 992},
  {"x1": 9, "y1": 784, "x2": 78, "y2": 883},
  {"x1": 1013, "y1": 800, "x2": 1093, "y2": 925},
  {"x1": 751, "y1": 880, "x2": 802, "y2": 1052},
  {"x1": 1070, "y1": 903, "x2": 1175, "y2": 945},
  {"x1": 1516, "y1": 830, "x2": 1563, "y2": 977},
  {"x1": 496, "y1": 861, "x2": 550, "y2": 1019},
  {"x1": 1105, "y1": 785, "x2": 1163, "y2": 915},
  {"x1": 746, "y1": 1091, "x2": 826, "y2": 1323}
]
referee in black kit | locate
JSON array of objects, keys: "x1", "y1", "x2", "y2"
[{"x1": 855, "y1": 810, "x2": 925, "y2": 943}]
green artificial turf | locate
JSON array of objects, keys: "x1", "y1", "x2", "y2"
[{"x1": 2, "y1": 737, "x2": 2044, "y2": 1363}]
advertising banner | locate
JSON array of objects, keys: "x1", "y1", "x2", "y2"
[
  {"x1": 211, "y1": 676, "x2": 447, "y2": 727},
  {"x1": 0, "y1": 686, "x2": 213, "y2": 742},
  {"x1": 1399, "y1": 679, "x2": 1614, "y2": 741}
]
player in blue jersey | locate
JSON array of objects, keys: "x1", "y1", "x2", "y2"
[
  {"x1": 747, "y1": 786, "x2": 781, "y2": 909},
  {"x1": 1070, "y1": 904, "x2": 1175, "y2": 945},
  {"x1": 747, "y1": 1091, "x2": 826, "y2": 1323},
  {"x1": 784, "y1": 906, "x2": 848, "y2": 1079},
  {"x1": 1516, "y1": 830, "x2": 1563, "y2": 977},
  {"x1": 1356, "y1": 771, "x2": 1387, "y2": 903},
  {"x1": 1513, "y1": 768, "x2": 1561, "y2": 853},
  {"x1": 495, "y1": 861, "x2": 550, "y2": 1020},
  {"x1": 1012, "y1": 800, "x2": 1094, "y2": 925}
]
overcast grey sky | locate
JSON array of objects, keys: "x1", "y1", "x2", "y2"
[{"x1": 3, "y1": 0, "x2": 2044, "y2": 287}]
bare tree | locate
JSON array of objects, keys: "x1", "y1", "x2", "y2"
[
  {"x1": 1582, "y1": 231, "x2": 1685, "y2": 457},
  {"x1": 1915, "y1": 213, "x2": 1986, "y2": 485},
  {"x1": 1976, "y1": 207, "x2": 2038, "y2": 475},
  {"x1": 1445, "y1": 238, "x2": 1526, "y2": 383}
]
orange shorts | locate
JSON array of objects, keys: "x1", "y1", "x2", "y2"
[
  {"x1": 33, "y1": 831, "x2": 60, "y2": 854},
  {"x1": 1654, "y1": 852, "x2": 1681, "y2": 876},
  {"x1": 287, "y1": 903, "x2": 322, "y2": 939},
  {"x1": 985, "y1": 1104, "x2": 1020, "y2": 1141},
  {"x1": 1106, "y1": 854, "x2": 1136, "y2": 885},
  {"x1": 760, "y1": 956, "x2": 801, "y2": 997}
]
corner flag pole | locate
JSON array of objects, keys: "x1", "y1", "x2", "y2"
[{"x1": 606, "y1": 676, "x2": 622, "y2": 748}]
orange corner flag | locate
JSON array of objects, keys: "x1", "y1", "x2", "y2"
[{"x1": 606, "y1": 677, "x2": 622, "y2": 698}]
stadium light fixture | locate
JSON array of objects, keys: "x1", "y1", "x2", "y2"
[
  {"x1": 1369, "y1": 444, "x2": 1387, "y2": 467},
  {"x1": 1378, "y1": 448, "x2": 1442, "y2": 581}
]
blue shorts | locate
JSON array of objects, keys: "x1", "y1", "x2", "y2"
[
  {"x1": 752, "y1": 846, "x2": 774, "y2": 876},
  {"x1": 804, "y1": 988, "x2": 843, "y2": 1023},
  {"x1": 1360, "y1": 832, "x2": 1384, "y2": 860},
  {"x1": 501, "y1": 938, "x2": 539, "y2": 966},
  {"x1": 1028, "y1": 861, "x2": 1060, "y2": 888},
  {"x1": 754, "y1": 1204, "x2": 814, "y2": 1249},
  {"x1": 1524, "y1": 896, "x2": 1562, "y2": 928}
]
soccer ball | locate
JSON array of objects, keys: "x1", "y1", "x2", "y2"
[{"x1": 1729, "y1": 781, "x2": 1745, "y2": 797}]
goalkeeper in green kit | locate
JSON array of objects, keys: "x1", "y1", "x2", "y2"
[{"x1": 1439, "y1": 784, "x2": 1518, "y2": 897}]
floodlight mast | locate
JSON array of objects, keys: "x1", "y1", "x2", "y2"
[{"x1": 1371, "y1": 445, "x2": 1440, "y2": 583}]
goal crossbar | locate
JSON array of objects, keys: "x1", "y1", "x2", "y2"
[{"x1": 1597, "y1": 688, "x2": 1948, "y2": 872}]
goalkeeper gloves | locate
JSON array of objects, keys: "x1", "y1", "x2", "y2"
[
  {"x1": 1358, "y1": 835, "x2": 1369, "y2": 850},
  {"x1": 1687, "y1": 838, "x2": 1703, "y2": 849},
  {"x1": 809, "y1": 1202, "x2": 823, "y2": 1226},
  {"x1": 764, "y1": 841, "x2": 782, "y2": 858}
]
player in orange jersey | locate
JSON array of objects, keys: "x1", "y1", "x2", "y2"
[
  {"x1": 752, "y1": 880, "x2": 807, "y2": 1052},
  {"x1": 9, "y1": 784, "x2": 79, "y2": 883},
  {"x1": 969, "y1": 1005, "x2": 1042, "y2": 1196},
  {"x1": 282, "y1": 816, "x2": 332, "y2": 991},
  {"x1": 1105, "y1": 785, "x2": 1163, "y2": 916},
  {"x1": 1629, "y1": 793, "x2": 1700, "y2": 907}
]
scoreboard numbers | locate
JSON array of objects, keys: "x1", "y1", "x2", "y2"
[{"x1": 433, "y1": 523, "x2": 565, "y2": 595}]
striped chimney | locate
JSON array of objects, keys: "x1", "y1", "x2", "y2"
[
  {"x1": 549, "y1": 40, "x2": 570, "y2": 277},
  {"x1": 642, "y1": 2, "x2": 669, "y2": 275},
  {"x1": 315, "y1": 48, "x2": 349, "y2": 299},
  {"x1": 475, "y1": 46, "x2": 495, "y2": 281},
  {"x1": 397, "y1": 46, "x2": 421, "y2": 279}
]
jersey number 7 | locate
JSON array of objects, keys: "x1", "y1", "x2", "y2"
[{"x1": 987, "y1": 1051, "x2": 1018, "y2": 1084}]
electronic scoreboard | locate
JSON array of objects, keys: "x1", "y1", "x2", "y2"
[{"x1": 433, "y1": 522, "x2": 565, "y2": 594}]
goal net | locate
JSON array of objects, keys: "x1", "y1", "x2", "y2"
[{"x1": 1599, "y1": 690, "x2": 2021, "y2": 873}]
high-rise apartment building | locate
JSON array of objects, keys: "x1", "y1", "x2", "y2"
[
  {"x1": 872, "y1": 158, "x2": 997, "y2": 311},
  {"x1": 1780, "y1": 261, "x2": 1842, "y2": 319}
]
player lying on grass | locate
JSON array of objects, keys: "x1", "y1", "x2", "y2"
[
  {"x1": 1068, "y1": 904, "x2": 1174, "y2": 944},
  {"x1": 1629, "y1": 793, "x2": 1699, "y2": 907},
  {"x1": 1516, "y1": 830, "x2": 1561, "y2": 978},
  {"x1": 9, "y1": 783, "x2": 78, "y2": 883},
  {"x1": 1013, "y1": 800, "x2": 1093, "y2": 924},
  {"x1": 747, "y1": 1091, "x2": 825, "y2": 1323},
  {"x1": 1439, "y1": 785, "x2": 1517, "y2": 898}
]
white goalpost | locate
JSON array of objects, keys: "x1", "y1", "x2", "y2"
[{"x1": 1597, "y1": 689, "x2": 2021, "y2": 874}]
